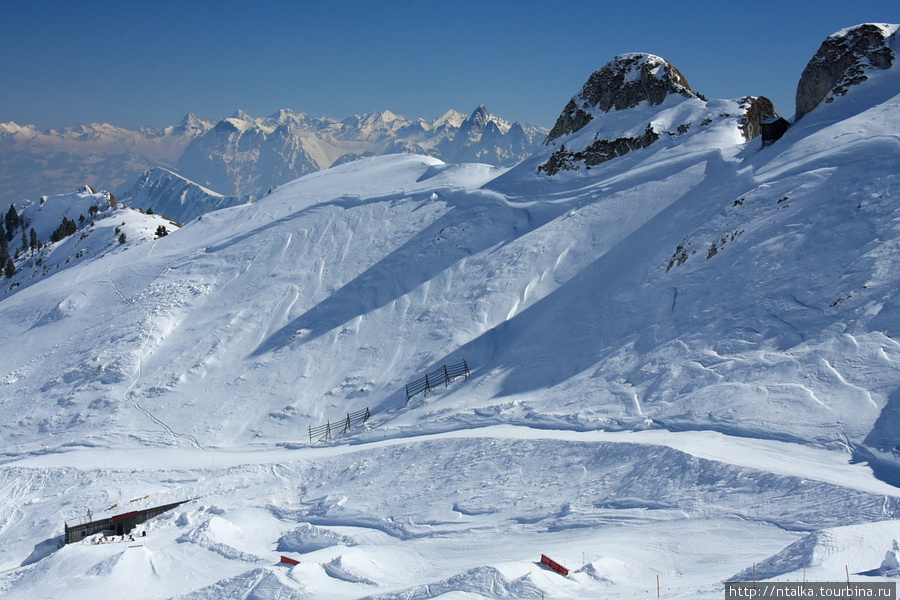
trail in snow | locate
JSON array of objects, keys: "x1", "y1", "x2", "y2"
[
  {"x1": 7, "y1": 425, "x2": 897, "y2": 497},
  {"x1": 125, "y1": 315, "x2": 203, "y2": 450}
]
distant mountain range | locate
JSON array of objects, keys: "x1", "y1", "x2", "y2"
[{"x1": 0, "y1": 106, "x2": 547, "y2": 207}]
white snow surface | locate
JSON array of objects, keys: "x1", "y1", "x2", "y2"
[
  {"x1": 3, "y1": 40, "x2": 900, "y2": 599},
  {"x1": 121, "y1": 167, "x2": 249, "y2": 224}
]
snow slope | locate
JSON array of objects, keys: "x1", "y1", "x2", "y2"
[
  {"x1": 2, "y1": 25, "x2": 900, "y2": 600},
  {"x1": 121, "y1": 167, "x2": 249, "y2": 225}
]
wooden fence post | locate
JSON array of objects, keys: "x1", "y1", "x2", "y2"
[{"x1": 443, "y1": 365, "x2": 450, "y2": 387}]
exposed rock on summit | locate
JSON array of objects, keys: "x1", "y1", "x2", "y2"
[
  {"x1": 538, "y1": 54, "x2": 778, "y2": 176},
  {"x1": 546, "y1": 53, "x2": 700, "y2": 143},
  {"x1": 795, "y1": 23, "x2": 898, "y2": 120}
]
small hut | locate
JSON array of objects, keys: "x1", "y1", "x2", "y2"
[{"x1": 761, "y1": 117, "x2": 790, "y2": 147}]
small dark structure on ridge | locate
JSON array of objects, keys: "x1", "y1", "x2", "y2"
[
  {"x1": 761, "y1": 117, "x2": 790, "y2": 147},
  {"x1": 64, "y1": 499, "x2": 191, "y2": 544}
]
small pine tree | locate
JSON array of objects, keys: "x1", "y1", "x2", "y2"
[
  {"x1": 50, "y1": 217, "x2": 78, "y2": 243},
  {"x1": 4, "y1": 257, "x2": 14, "y2": 279},
  {"x1": 20, "y1": 230, "x2": 27, "y2": 255},
  {"x1": 155, "y1": 225, "x2": 168, "y2": 238},
  {"x1": 0, "y1": 227, "x2": 8, "y2": 265},
  {"x1": 4, "y1": 205, "x2": 18, "y2": 239},
  {"x1": 118, "y1": 232, "x2": 127, "y2": 244},
  {"x1": 29, "y1": 228, "x2": 39, "y2": 254}
]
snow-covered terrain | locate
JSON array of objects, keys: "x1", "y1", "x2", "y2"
[
  {"x1": 122, "y1": 167, "x2": 249, "y2": 225},
  {"x1": 2, "y1": 23, "x2": 900, "y2": 600}
]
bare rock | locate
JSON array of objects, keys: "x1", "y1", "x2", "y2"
[
  {"x1": 547, "y1": 53, "x2": 700, "y2": 143},
  {"x1": 738, "y1": 96, "x2": 779, "y2": 141},
  {"x1": 795, "y1": 23, "x2": 898, "y2": 120}
]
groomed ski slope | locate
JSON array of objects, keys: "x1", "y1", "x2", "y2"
[
  {"x1": 1, "y1": 425, "x2": 899, "y2": 600},
  {"x1": 3, "y1": 41, "x2": 900, "y2": 598}
]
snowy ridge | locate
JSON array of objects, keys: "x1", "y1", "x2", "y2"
[
  {"x1": 121, "y1": 167, "x2": 248, "y2": 224},
  {"x1": 1, "y1": 23, "x2": 900, "y2": 600},
  {"x1": 1, "y1": 187, "x2": 180, "y2": 297}
]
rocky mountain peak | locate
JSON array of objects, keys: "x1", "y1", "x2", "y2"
[
  {"x1": 174, "y1": 113, "x2": 214, "y2": 137},
  {"x1": 459, "y1": 105, "x2": 510, "y2": 137},
  {"x1": 795, "y1": 23, "x2": 899, "y2": 120},
  {"x1": 547, "y1": 53, "x2": 699, "y2": 142},
  {"x1": 432, "y1": 109, "x2": 468, "y2": 130}
]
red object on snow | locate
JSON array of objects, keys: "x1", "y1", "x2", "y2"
[
  {"x1": 280, "y1": 556, "x2": 300, "y2": 565},
  {"x1": 111, "y1": 511, "x2": 140, "y2": 522},
  {"x1": 541, "y1": 554, "x2": 569, "y2": 576}
]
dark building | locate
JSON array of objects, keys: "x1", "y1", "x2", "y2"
[
  {"x1": 761, "y1": 117, "x2": 790, "y2": 147},
  {"x1": 64, "y1": 499, "x2": 191, "y2": 544}
]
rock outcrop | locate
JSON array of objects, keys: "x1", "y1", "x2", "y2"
[
  {"x1": 538, "y1": 53, "x2": 780, "y2": 176},
  {"x1": 546, "y1": 53, "x2": 700, "y2": 143},
  {"x1": 538, "y1": 125, "x2": 660, "y2": 175},
  {"x1": 795, "y1": 23, "x2": 898, "y2": 120},
  {"x1": 737, "y1": 96, "x2": 779, "y2": 141}
]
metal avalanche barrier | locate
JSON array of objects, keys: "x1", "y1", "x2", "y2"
[
  {"x1": 405, "y1": 359, "x2": 469, "y2": 404},
  {"x1": 308, "y1": 407, "x2": 370, "y2": 443}
]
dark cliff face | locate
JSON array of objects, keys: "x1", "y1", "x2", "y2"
[
  {"x1": 795, "y1": 23, "x2": 897, "y2": 121},
  {"x1": 546, "y1": 54, "x2": 700, "y2": 143}
]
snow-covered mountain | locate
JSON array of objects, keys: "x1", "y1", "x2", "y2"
[
  {"x1": 121, "y1": 167, "x2": 248, "y2": 224},
  {"x1": 0, "y1": 107, "x2": 546, "y2": 206},
  {"x1": 1, "y1": 22, "x2": 900, "y2": 600},
  {"x1": 174, "y1": 106, "x2": 547, "y2": 197},
  {"x1": 0, "y1": 185, "x2": 181, "y2": 297},
  {"x1": 0, "y1": 114, "x2": 215, "y2": 204}
]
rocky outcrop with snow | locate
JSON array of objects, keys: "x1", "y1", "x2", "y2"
[
  {"x1": 795, "y1": 23, "x2": 899, "y2": 120},
  {"x1": 546, "y1": 53, "x2": 699, "y2": 143},
  {"x1": 537, "y1": 53, "x2": 778, "y2": 175}
]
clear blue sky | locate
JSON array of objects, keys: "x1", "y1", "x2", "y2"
[{"x1": 2, "y1": 0, "x2": 898, "y2": 130}]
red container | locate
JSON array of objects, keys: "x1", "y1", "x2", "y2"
[{"x1": 541, "y1": 554, "x2": 569, "y2": 576}]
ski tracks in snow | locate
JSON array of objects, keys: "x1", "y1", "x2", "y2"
[{"x1": 125, "y1": 314, "x2": 203, "y2": 450}]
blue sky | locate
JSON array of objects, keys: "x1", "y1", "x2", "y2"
[{"x1": 2, "y1": 0, "x2": 898, "y2": 130}]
